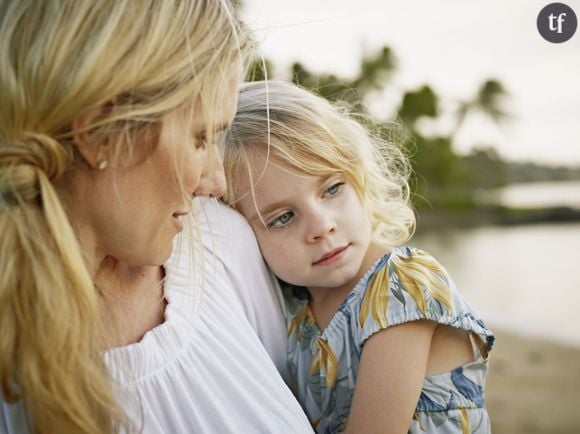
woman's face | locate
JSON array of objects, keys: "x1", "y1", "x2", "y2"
[{"x1": 73, "y1": 94, "x2": 237, "y2": 269}]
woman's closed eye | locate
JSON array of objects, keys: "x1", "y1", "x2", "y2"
[
  {"x1": 324, "y1": 182, "x2": 344, "y2": 197},
  {"x1": 268, "y1": 211, "x2": 294, "y2": 229},
  {"x1": 196, "y1": 128, "x2": 227, "y2": 150},
  {"x1": 194, "y1": 132, "x2": 208, "y2": 150}
]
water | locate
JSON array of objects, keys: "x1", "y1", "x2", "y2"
[
  {"x1": 414, "y1": 223, "x2": 580, "y2": 347},
  {"x1": 414, "y1": 182, "x2": 580, "y2": 347},
  {"x1": 492, "y1": 180, "x2": 580, "y2": 210}
]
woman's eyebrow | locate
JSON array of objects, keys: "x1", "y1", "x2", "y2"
[
  {"x1": 215, "y1": 122, "x2": 231, "y2": 132},
  {"x1": 196, "y1": 122, "x2": 231, "y2": 137}
]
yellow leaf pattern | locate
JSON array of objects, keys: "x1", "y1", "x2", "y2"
[
  {"x1": 288, "y1": 304, "x2": 316, "y2": 342},
  {"x1": 390, "y1": 249, "x2": 454, "y2": 316},
  {"x1": 412, "y1": 412, "x2": 426, "y2": 432},
  {"x1": 309, "y1": 353, "x2": 320, "y2": 377},
  {"x1": 309, "y1": 338, "x2": 338, "y2": 388},
  {"x1": 471, "y1": 332, "x2": 491, "y2": 361},
  {"x1": 359, "y1": 263, "x2": 390, "y2": 328},
  {"x1": 459, "y1": 408, "x2": 471, "y2": 434}
]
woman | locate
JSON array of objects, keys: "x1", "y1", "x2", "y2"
[{"x1": 0, "y1": 1, "x2": 312, "y2": 433}]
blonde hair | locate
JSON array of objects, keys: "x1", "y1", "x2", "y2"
[
  {"x1": 0, "y1": 1, "x2": 251, "y2": 433},
  {"x1": 222, "y1": 80, "x2": 415, "y2": 246}
]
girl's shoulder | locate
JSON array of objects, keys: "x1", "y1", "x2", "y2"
[{"x1": 347, "y1": 246, "x2": 494, "y2": 350}]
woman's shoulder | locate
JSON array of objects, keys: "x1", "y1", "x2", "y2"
[{"x1": 196, "y1": 199, "x2": 254, "y2": 250}]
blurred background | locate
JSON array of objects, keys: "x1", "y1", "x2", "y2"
[{"x1": 240, "y1": 1, "x2": 580, "y2": 433}]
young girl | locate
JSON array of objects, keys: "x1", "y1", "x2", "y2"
[{"x1": 222, "y1": 80, "x2": 494, "y2": 434}]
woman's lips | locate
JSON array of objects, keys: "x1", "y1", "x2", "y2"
[
  {"x1": 171, "y1": 212, "x2": 188, "y2": 232},
  {"x1": 313, "y1": 245, "x2": 349, "y2": 266}
]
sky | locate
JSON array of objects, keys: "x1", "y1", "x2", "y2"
[{"x1": 241, "y1": 0, "x2": 580, "y2": 166}]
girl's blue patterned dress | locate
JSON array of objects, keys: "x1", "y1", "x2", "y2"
[{"x1": 282, "y1": 246, "x2": 495, "y2": 434}]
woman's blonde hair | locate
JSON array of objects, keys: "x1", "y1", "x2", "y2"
[
  {"x1": 0, "y1": 1, "x2": 251, "y2": 433},
  {"x1": 222, "y1": 80, "x2": 415, "y2": 246}
]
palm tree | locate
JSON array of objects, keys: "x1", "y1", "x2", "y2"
[
  {"x1": 351, "y1": 46, "x2": 396, "y2": 95},
  {"x1": 288, "y1": 46, "x2": 396, "y2": 110},
  {"x1": 397, "y1": 85, "x2": 439, "y2": 126},
  {"x1": 453, "y1": 79, "x2": 509, "y2": 138}
]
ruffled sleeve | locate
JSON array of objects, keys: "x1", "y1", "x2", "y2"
[{"x1": 353, "y1": 247, "x2": 494, "y2": 353}]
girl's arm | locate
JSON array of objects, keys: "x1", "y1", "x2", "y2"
[{"x1": 343, "y1": 320, "x2": 437, "y2": 434}]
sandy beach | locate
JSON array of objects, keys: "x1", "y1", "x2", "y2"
[{"x1": 486, "y1": 330, "x2": 580, "y2": 434}]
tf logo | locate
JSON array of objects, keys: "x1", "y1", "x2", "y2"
[{"x1": 537, "y1": 3, "x2": 578, "y2": 43}]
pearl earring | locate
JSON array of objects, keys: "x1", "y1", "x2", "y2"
[{"x1": 97, "y1": 160, "x2": 108, "y2": 170}]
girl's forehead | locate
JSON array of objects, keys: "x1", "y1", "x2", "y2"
[
  {"x1": 246, "y1": 147, "x2": 338, "y2": 177},
  {"x1": 248, "y1": 159, "x2": 335, "y2": 191}
]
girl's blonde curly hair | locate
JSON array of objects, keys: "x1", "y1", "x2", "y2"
[{"x1": 222, "y1": 80, "x2": 415, "y2": 247}]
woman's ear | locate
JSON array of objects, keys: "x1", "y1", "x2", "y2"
[{"x1": 71, "y1": 104, "x2": 113, "y2": 170}]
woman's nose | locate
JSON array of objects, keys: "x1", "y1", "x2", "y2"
[{"x1": 193, "y1": 145, "x2": 226, "y2": 198}]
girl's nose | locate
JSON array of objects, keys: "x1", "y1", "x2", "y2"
[{"x1": 306, "y1": 210, "x2": 337, "y2": 243}]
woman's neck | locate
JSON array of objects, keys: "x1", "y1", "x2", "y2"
[{"x1": 95, "y1": 258, "x2": 166, "y2": 350}]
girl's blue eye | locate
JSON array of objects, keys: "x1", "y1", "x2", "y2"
[
  {"x1": 325, "y1": 182, "x2": 344, "y2": 196},
  {"x1": 269, "y1": 211, "x2": 294, "y2": 228}
]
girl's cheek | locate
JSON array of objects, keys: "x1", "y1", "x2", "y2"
[
  {"x1": 262, "y1": 235, "x2": 286, "y2": 258},
  {"x1": 256, "y1": 234, "x2": 277, "y2": 257}
]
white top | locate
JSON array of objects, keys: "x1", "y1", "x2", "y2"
[{"x1": 1, "y1": 200, "x2": 313, "y2": 434}]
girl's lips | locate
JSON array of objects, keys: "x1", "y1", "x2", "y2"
[{"x1": 313, "y1": 245, "x2": 349, "y2": 266}]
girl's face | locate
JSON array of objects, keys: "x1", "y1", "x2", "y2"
[
  {"x1": 73, "y1": 95, "x2": 237, "y2": 270},
  {"x1": 236, "y1": 152, "x2": 375, "y2": 295}
]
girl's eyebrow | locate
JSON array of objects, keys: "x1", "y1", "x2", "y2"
[
  {"x1": 256, "y1": 200, "x2": 287, "y2": 219},
  {"x1": 243, "y1": 199, "x2": 286, "y2": 225}
]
